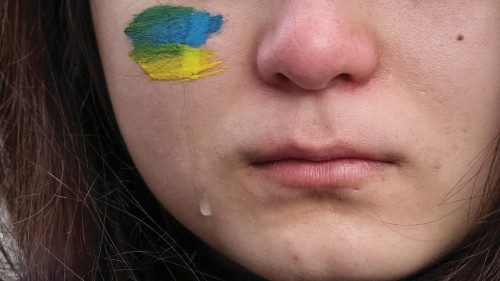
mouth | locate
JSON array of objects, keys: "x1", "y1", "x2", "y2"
[{"x1": 248, "y1": 141, "x2": 399, "y2": 189}]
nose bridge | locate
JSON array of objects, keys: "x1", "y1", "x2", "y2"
[
  {"x1": 281, "y1": 1, "x2": 344, "y2": 50},
  {"x1": 256, "y1": 1, "x2": 379, "y2": 91}
]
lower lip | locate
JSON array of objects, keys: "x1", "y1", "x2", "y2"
[{"x1": 253, "y1": 158, "x2": 390, "y2": 189}]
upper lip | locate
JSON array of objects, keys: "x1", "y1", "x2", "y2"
[{"x1": 247, "y1": 139, "x2": 399, "y2": 165}]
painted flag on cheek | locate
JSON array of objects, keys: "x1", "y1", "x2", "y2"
[{"x1": 125, "y1": 5, "x2": 225, "y2": 81}]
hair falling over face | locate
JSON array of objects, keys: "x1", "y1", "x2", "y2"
[{"x1": 0, "y1": 1, "x2": 499, "y2": 281}]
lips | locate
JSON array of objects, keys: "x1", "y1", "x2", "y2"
[
  {"x1": 249, "y1": 141, "x2": 395, "y2": 164},
  {"x1": 247, "y1": 140, "x2": 399, "y2": 189}
]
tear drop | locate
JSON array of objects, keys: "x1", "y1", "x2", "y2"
[{"x1": 199, "y1": 195, "x2": 212, "y2": 217}]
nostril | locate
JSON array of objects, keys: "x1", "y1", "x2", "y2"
[
  {"x1": 275, "y1": 73, "x2": 289, "y2": 82},
  {"x1": 273, "y1": 72, "x2": 354, "y2": 91},
  {"x1": 338, "y1": 73, "x2": 352, "y2": 81},
  {"x1": 271, "y1": 71, "x2": 356, "y2": 90},
  {"x1": 271, "y1": 73, "x2": 291, "y2": 87}
]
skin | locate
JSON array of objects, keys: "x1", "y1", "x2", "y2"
[{"x1": 91, "y1": 1, "x2": 500, "y2": 280}]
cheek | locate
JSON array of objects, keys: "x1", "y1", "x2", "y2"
[
  {"x1": 382, "y1": 4, "x2": 500, "y2": 155},
  {"x1": 107, "y1": 87, "x2": 203, "y2": 228},
  {"x1": 109, "y1": 83, "x2": 187, "y2": 162},
  {"x1": 107, "y1": 79, "x2": 249, "y2": 217},
  {"x1": 358, "y1": 4, "x2": 500, "y2": 227}
]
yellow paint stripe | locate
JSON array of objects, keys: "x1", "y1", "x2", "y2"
[{"x1": 136, "y1": 46, "x2": 225, "y2": 81}]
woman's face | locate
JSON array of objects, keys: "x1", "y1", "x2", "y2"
[{"x1": 91, "y1": 1, "x2": 500, "y2": 280}]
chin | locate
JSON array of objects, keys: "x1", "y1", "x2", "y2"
[
  {"x1": 244, "y1": 248, "x2": 416, "y2": 281},
  {"x1": 211, "y1": 214, "x2": 442, "y2": 281}
]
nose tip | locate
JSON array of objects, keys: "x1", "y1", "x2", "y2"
[{"x1": 256, "y1": 2, "x2": 379, "y2": 92}]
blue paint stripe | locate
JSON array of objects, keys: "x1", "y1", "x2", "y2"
[
  {"x1": 126, "y1": 12, "x2": 223, "y2": 47},
  {"x1": 185, "y1": 13, "x2": 211, "y2": 47},
  {"x1": 208, "y1": 15, "x2": 223, "y2": 34}
]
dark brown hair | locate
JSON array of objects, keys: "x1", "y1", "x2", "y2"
[{"x1": 0, "y1": 1, "x2": 498, "y2": 280}]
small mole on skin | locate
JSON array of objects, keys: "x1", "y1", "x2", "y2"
[
  {"x1": 432, "y1": 162, "x2": 441, "y2": 171},
  {"x1": 456, "y1": 34, "x2": 464, "y2": 41}
]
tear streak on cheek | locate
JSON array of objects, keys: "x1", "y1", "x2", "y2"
[{"x1": 124, "y1": 5, "x2": 226, "y2": 81}]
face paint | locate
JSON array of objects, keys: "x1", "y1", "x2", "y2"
[{"x1": 125, "y1": 5, "x2": 225, "y2": 81}]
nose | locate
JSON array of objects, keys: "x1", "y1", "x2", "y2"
[{"x1": 256, "y1": 1, "x2": 379, "y2": 91}]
